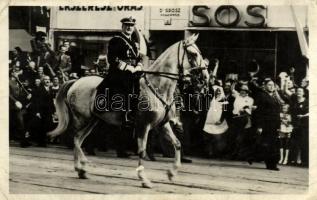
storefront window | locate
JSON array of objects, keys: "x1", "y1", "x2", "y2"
[{"x1": 193, "y1": 30, "x2": 307, "y2": 82}]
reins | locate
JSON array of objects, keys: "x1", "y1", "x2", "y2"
[{"x1": 140, "y1": 40, "x2": 202, "y2": 126}]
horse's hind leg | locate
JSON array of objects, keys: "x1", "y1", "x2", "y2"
[
  {"x1": 74, "y1": 120, "x2": 99, "y2": 179},
  {"x1": 160, "y1": 122, "x2": 181, "y2": 181},
  {"x1": 135, "y1": 124, "x2": 153, "y2": 188}
]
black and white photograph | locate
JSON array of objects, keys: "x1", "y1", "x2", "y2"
[{"x1": 5, "y1": 1, "x2": 314, "y2": 197}]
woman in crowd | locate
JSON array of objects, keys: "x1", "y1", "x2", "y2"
[
  {"x1": 290, "y1": 87, "x2": 309, "y2": 166},
  {"x1": 230, "y1": 84, "x2": 255, "y2": 161},
  {"x1": 202, "y1": 59, "x2": 228, "y2": 158}
]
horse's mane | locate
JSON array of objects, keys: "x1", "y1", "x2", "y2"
[{"x1": 149, "y1": 42, "x2": 180, "y2": 71}]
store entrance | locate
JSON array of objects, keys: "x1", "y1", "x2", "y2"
[
  {"x1": 196, "y1": 30, "x2": 277, "y2": 79},
  {"x1": 193, "y1": 30, "x2": 306, "y2": 82},
  {"x1": 54, "y1": 31, "x2": 119, "y2": 69}
]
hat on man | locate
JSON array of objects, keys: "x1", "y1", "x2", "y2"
[
  {"x1": 120, "y1": 16, "x2": 136, "y2": 25},
  {"x1": 239, "y1": 84, "x2": 250, "y2": 93}
]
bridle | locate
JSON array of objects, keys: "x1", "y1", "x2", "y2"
[
  {"x1": 140, "y1": 40, "x2": 207, "y2": 126},
  {"x1": 141, "y1": 41, "x2": 205, "y2": 80}
]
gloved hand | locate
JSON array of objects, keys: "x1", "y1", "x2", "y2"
[
  {"x1": 125, "y1": 65, "x2": 136, "y2": 73},
  {"x1": 36, "y1": 113, "x2": 41, "y2": 119},
  {"x1": 135, "y1": 62, "x2": 143, "y2": 72},
  {"x1": 15, "y1": 101, "x2": 22, "y2": 110},
  {"x1": 256, "y1": 128, "x2": 263, "y2": 135}
]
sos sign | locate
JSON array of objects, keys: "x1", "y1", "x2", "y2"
[{"x1": 190, "y1": 5, "x2": 267, "y2": 28}]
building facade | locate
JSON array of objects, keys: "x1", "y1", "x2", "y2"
[{"x1": 47, "y1": 5, "x2": 308, "y2": 80}]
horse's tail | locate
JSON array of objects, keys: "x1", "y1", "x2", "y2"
[{"x1": 47, "y1": 80, "x2": 76, "y2": 138}]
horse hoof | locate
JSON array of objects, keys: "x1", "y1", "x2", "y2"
[
  {"x1": 142, "y1": 181, "x2": 153, "y2": 189},
  {"x1": 78, "y1": 169, "x2": 88, "y2": 179},
  {"x1": 167, "y1": 169, "x2": 175, "y2": 181}
]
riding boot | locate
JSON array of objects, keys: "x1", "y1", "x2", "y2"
[
  {"x1": 115, "y1": 126, "x2": 131, "y2": 158},
  {"x1": 123, "y1": 111, "x2": 135, "y2": 128}
]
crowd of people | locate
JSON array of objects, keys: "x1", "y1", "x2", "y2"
[
  {"x1": 9, "y1": 31, "x2": 309, "y2": 170},
  {"x1": 173, "y1": 59, "x2": 309, "y2": 170},
  {"x1": 9, "y1": 32, "x2": 106, "y2": 148}
]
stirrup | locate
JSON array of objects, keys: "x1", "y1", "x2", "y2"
[{"x1": 123, "y1": 111, "x2": 134, "y2": 128}]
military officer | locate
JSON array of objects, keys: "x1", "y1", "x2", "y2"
[
  {"x1": 96, "y1": 17, "x2": 143, "y2": 116},
  {"x1": 95, "y1": 16, "x2": 143, "y2": 158}
]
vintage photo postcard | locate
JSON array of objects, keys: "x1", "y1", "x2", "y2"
[{"x1": 1, "y1": 0, "x2": 316, "y2": 199}]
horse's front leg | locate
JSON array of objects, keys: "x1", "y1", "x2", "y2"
[
  {"x1": 160, "y1": 122, "x2": 181, "y2": 181},
  {"x1": 135, "y1": 124, "x2": 153, "y2": 188}
]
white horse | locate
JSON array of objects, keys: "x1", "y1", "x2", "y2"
[{"x1": 48, "y1": 34, "x2": 208, "y2": 188}]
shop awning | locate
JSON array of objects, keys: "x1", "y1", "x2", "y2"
[{"x1": 9, "y1": 29, "x2": 33, "y2": 52}]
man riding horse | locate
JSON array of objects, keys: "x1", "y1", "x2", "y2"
[
  {"x1": 95, "y1": 17, "x2": 143, "y2": 126},
  {"x1": 94, "y1": 17, "x2": 144, "y2": 157},
  {"x1": 48, "y1": 21, "x2": 209, "y2": 187}
]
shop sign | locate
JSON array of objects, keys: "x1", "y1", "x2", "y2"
[
  {"x1": 189, "y1": 5, "x2": 307, "y2": 28},
  {"x1": 150, "y1": 7, "x2": 189, "y2": 30},
  {"x1": 52, "y1": 6, "x2": 145, "y2": 30},
  {"x1": 59, "y1": 6, "x2": 143, "y2": 11}
]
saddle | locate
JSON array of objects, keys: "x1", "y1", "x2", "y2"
[{"x1": 94, "y1": 74, "x2": 140, "y2": 127}]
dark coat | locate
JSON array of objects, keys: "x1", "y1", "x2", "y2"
[
  {"x1": 29, "y1": 85, "x2": 55, "y2": 116},
  {"x1": 96, "y1": 33, "x2": 142, "y2": 112},
  {"x1": 106, "y1": 32, "x2": 141, "y2": 92},
  {"x1": 9, "y1": 79, "x2": 29, "y2": 110},
  {"x1": 254, "y1": 91, "x2": 281, "y2": 162}
]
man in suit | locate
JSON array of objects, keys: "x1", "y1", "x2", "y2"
[
  {"x1": 254, "y1": 78, "x2": 282, "y2": 171},
  {"x1": 94, "y1": 17, "x2": 143, "y2": 157},
  {"x1": 29, "y1": 76, "x2": 55, "y2": 147}
]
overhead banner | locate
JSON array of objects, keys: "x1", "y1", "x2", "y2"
[{"x1": 52, "y1": 6, "x2": 145, "y2": 31}]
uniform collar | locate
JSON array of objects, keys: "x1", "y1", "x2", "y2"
[{"x1": 121, "y1": 32, "x2": 132, "y2": 40}]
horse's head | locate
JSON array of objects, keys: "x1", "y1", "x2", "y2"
[{"x1": 181, "y1": 33, "x2": 209, "y2": 86}]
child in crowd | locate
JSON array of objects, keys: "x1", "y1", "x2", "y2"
[{"x1": 278, "y1": 104, "x2": 293, "y2": 165}]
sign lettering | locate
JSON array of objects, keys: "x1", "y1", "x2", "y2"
[
  {"x1": 59, "y1": 6, "x2": 143, "y2": 11},
  {"x1": 190, "y1": 5, "x2": 267, "y2": 28}
]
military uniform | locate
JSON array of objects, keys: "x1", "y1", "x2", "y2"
[
  {"x1": 108, "y1": 32, "x2": 141, "y2": 92},
  {"x1": 9, "y1": 78, "x2": 31, "y2": 147},
  {"x1": 96, "y1": 32, "x2": 142, "y2": 112},
  {"x1": 95, "y1": 17, "x2": 142, "y2": 158}
]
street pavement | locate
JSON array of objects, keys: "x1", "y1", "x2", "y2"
[{"x1": 9, "y1": 144, "x2": 308, "y2": 194}]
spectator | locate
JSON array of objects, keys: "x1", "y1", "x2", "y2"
[
  {"x1": 37, "y1": 66, "x2": 46, "y2": 81},
  {"x1": 222, "y1": 81, "x2": 236, "y2": 158},
  {"x1": 254, "y1": 79, "x2": 281, "y2": 171},
  {"x1": 94, "y1": 49, "x2": 109, "y2": 75},
  {"x1": 30, "y1": 31, "x2": 48, "y2": 67},
  {"x1": 290, "y1": 87, "x2": 309, "y2": 167},
  {"x1": 12, "y1": 62, "x2": 23, "y2": 79},
  {"x1": 201, "y1": 59, "x2": 229, "y2": 158},
  {"x1": 22, "y1": 61, "x2": 37, "y2": 85},
  {"x1": 63, "y1": 40, "x2": 70, "y2": 52},
  {"x1": 68, "y1": 42, "x2": 82, "y2": 76},
  {"x1": 55, "y1": 45, "x2": 72, "y2": 79},
  {"x1": 51, "y1": 77, "x2": 60, "y2": 98},
  {"x1": 278, "y1": 104, "x2": 293, "y2": 165},
  {"x1": 230, "y1": 84, "x2": 255, "y2": 161},
  {"x1": 11, "y1": 47, "x2": 29, "y2": 69},
  {"x1": 9, "y1": 72, "x2": 32, "y2": 147},
  {"x1": 28, "y1": 76, "x2": 55, "y2": 147}
]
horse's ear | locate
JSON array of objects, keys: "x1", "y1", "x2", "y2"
[
  {"x1": 185, "y1": 33, "x2": 199, "y2": 45},
  {"x1": 192, "y1": 33, "x2": 199, "y2": 43}
]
